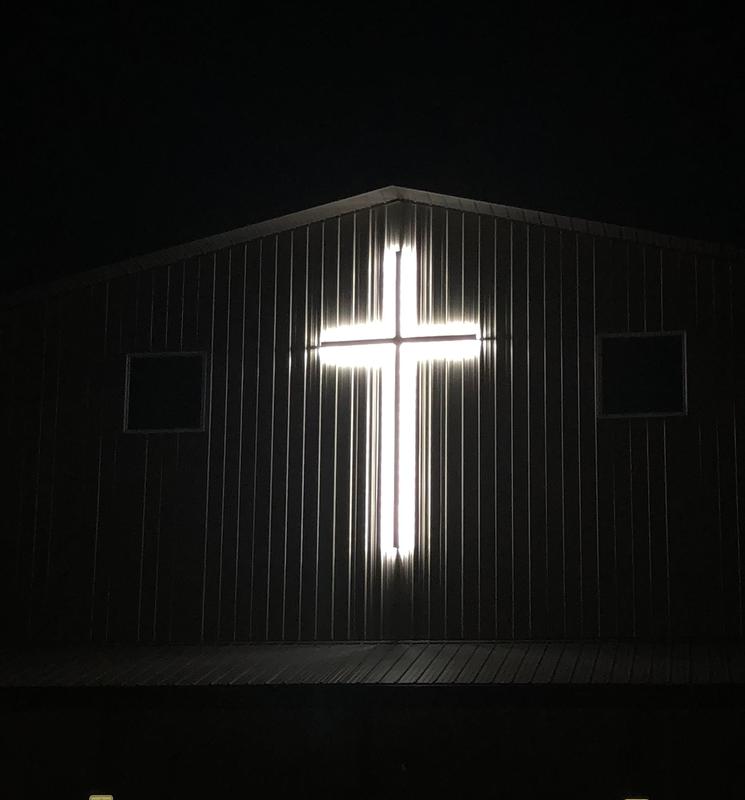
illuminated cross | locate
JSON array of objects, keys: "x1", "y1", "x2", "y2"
[{"x1": 318, "y1": 247, "x2": 480, "y2": 556}]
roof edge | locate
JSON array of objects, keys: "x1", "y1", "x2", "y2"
[
  {"x1": 2, "y1": 185, "x2": 743, "y2": 309},
  {"x1": 0, "y1": 186, "x2": 406, "y2": 309},
  {"x1": 397, "y1": 186, "x2": 745, "y2": 261}
]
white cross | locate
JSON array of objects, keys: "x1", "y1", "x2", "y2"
[{"x1": 318, "y1": 247, "x2": 480, "y2": 555}]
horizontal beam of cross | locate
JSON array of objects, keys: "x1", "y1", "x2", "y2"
[
  {"x1": 318, "y1": 333, "x2": 479, "y2": 348},
  {"x1": 289, "y1": 334, "x2": 495, "y2": 354}
]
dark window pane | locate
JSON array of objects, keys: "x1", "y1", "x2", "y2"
[
  {"x1": 127, "y1": 354, "x2": 204, "y2": 431},
  {"x1": 600, "y1": 334, "x2": 685, "y2": 416}
]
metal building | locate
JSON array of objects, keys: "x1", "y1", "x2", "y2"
[
  {"x1": 2, "y1": 186, "x2": 744, "y2": 645},
  {"x1": 3, "y1": 186, "x2": 745, "y2": 797}
]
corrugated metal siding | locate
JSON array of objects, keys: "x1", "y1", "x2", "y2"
[
  {"x1": 3, "y1": 186, "x2": 742, "y2": 311},
  {"x1": 2, "y1": 641, "x2": 745, "y2": 687},
  {"x1": 2, "y1": 199, "x2": 744, "y2": 644}
]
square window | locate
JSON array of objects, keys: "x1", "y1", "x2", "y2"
[
  {"x1": 125, "y1": 353, "x2": 205, "y2": 432},
  {"x1": 598, "y1": 333, "x2": 687, "y2": 417}
]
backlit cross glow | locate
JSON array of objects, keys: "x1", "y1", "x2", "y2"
[{"x1": 318, "y1": 247, "x2": 480, "y2": 556}]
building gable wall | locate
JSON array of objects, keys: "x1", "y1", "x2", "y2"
[{"x1": 2, "y1": 199, "x2": 743, "y2": 643}]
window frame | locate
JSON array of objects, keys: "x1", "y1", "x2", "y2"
[
  {"x1": 123, "y1": 351, "x2": 208, "y2": 434},
  {"x1": 596, "y1": 331, "x2": 688, "y2": 419}
]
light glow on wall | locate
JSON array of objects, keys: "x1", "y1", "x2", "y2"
[
  {"x1": 317, "y1": 246, "x2": 479, "y2": 557},
  {"x1": 319, "y1": 343, "x2": 396, "y2": 555}
]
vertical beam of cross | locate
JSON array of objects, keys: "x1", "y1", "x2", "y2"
[
  {"x1": 317, "y1": 247, "x2": 479, "y2": 555},
  {"x1": 393, "y1": 250, "x2": 402, "y2": 549}
]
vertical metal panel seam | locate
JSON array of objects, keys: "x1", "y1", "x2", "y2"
[
  {"x1": 179, "y1": 261, "x2": 186, "y2": 351},
  {"x1": 232, "y1": 244, "x2": 247, "y2": 641},
  {"x1": 426, "y1": 206, "x2": 433, "y2": 637},
  {"x1": 476, "y1": 214, "x2": 482, "y2": 638},
  {"x1": 625, "y1": 243, "x2": 636, "y2": 638},
  {"x1": 216, "y1": 249, "x2": 232, "y2": 637},
  {"x1": 576, "y1": 233, "x2": 583, "y2": 634},
  {"x1": 330, "y1": 220, "x2": 340, "y2": 639},
  {"x1": 710, "y1": 254, "x2": 717, "y2": 323},
  {"x1": 510, "y1": 220, "x2": 515, "y2": 638},
  {"x1": 170, "y1": 265, "x2": 186, "y2": 635},
  {"x1": 493, "y1": 216, "x2": 499, "y2": 636},
  {"x1": 369, "y1": 208, "x2": 381, "y2": 635},
  {"x1": 526, "y1": 225, "x2": 532, "y2": 636},
  {"x1": 625, "y1": 242, "x2": 631, "y2": 330},
  {"x1": 715, "y1": 422, "x2": 725, "y2": 630},
  {"x1": 442, "y1": 308, "x2": 449, "y2": 632},
  {"x1": 314, "y1": 221, "x2": 326, "y2": 640},
  {"x1": 347, "y1": 365, "x2": 355, "y2": 639},
  {"x1": 543, "y1": 229, "x2": 549, "y2": 635},
  {"x1": 105, "y1": 438, "x2": 117, "y2": 643},
  {"x1": 373, "y1": 361, "x2": 381, "y2": 634},
  {"x1": 353, "y1": 211, "x2": 360, "y2": 324},
  {"x1": 90, "y1": 282, "x2": 108, "y2": 639},
  {"x1": 9, "y1": 310, "x2": 22, "y2": 634},
  {"x1": 297, "y1": 226, "x2": 309, "y2": 640},
  {"x1": 592, "y1": 237, "x2": 601, "y2": 635},
  {"x1": 164, "y1": 265, "x2": 170, "y2": 349},
  {"x1": 335, "y1": 217, "x2": 341, "y2": 327},
  {"x1": 265, "y1": 236, "x2": 279, "y2": 640},
  {"x1": 642, "y1": 246, "x2": 647, "y2": 333},
  {"x1": 248, "y1": 240, "x2": 264, "y2": 640},
  {"x1": 611, "y1": 455, "x2": 618, "y2": 636},
  {"x1": 43, "y1": 299, "x2": 63, "y2": 609},
  {"x1": 194, "y1": 265, "x2": 201, "y2": 342},
  {"x1": 365, "y1": 364, "x2": 376, "y2": 637},
  {"x1": 659, "y1": 249, "x2": 664, "y2": 330},
  {"x1": 136, "y1": 438, "x2": 149, "y2": 641},
  {"x1": 347, "y1": 212, "x2": 358, "y2": 639},
  {"x1": 362, "y1": 209, "x2": 372, "y2": 639},
  {"x1": 645, "y1": 419, "x2": 652, "y2": 632},
  {"x1": 460, "y1": 210, "x2": 465, "y2": 319},
  {"x1": 133, "y1": 271, "x2": 141, "y2": 347},
  {"x1": 662, "y1": 252, "x2": 671, "y2": 635},
  {"x1": 443, "y1": 208, "x2": 449, "y2": 636},
  {"x1": 734, "y1": 400, "x2": 742, "y2": 636},
  {"x1": 281, "y1": 232, "x2": 294, "y2": 639},
  {"x1": 148, "y1": 270, "x2": 155, "y2": 351},
  {"x1": 152, "y1": 453, "x2": 164, "y2": 639},
  {"x1": 608, "y1": 249, "x2": 618, "y2": 638},
  {"x1": 200, "y1": 254, "x2": 217, "y2": 642},
  {"x1": 460, "y1": 211, "x2": 465, "y2": 638},
  {"x1": 629, "y1": 422, "x2": 636, "y2": 637},
  {"x1": 559, "y1": 232, "x2": 567, "y2": 636},
  {"x1": 731, "y1": 262, "x2": 743, "y2": 637},
  {"x1": 91, "y1": 436, "x2": 104, "y2": 640},
  {"x1": 662, "y1": 419, "x2": 671, "y2": 637},
  {"x1": 411, "y1": 219, "x2": 417, "y2": 633}
]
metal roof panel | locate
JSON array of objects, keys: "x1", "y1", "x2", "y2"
[
  {"x1": 3, "y1": 641, "x2": 744, "y2": 688},
  {"x1": 454, "y1": 643, "x2": 495, "y2": 684}
]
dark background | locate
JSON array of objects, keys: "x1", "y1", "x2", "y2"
[
  {"x1": 5, "y1": 5, "x2": 744, "y2": 295},
  {"x1": 5, "y1": 685, "x2": 745, "y2": 798},
  {"x1": 4, "y1": 10, "x2": 745, "y2": 796}
]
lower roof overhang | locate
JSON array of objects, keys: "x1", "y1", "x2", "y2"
[{"x1": 2, "y1": 639, "x2": 744, "y2": 692}]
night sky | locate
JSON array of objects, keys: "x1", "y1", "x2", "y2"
[{"x1": 5, "y1": 6, "x2": 744, "y2": 294}]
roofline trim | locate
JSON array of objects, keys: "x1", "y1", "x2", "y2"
[{"x1": 3, "y1": 185, "x2": 743, "y2": 309}]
